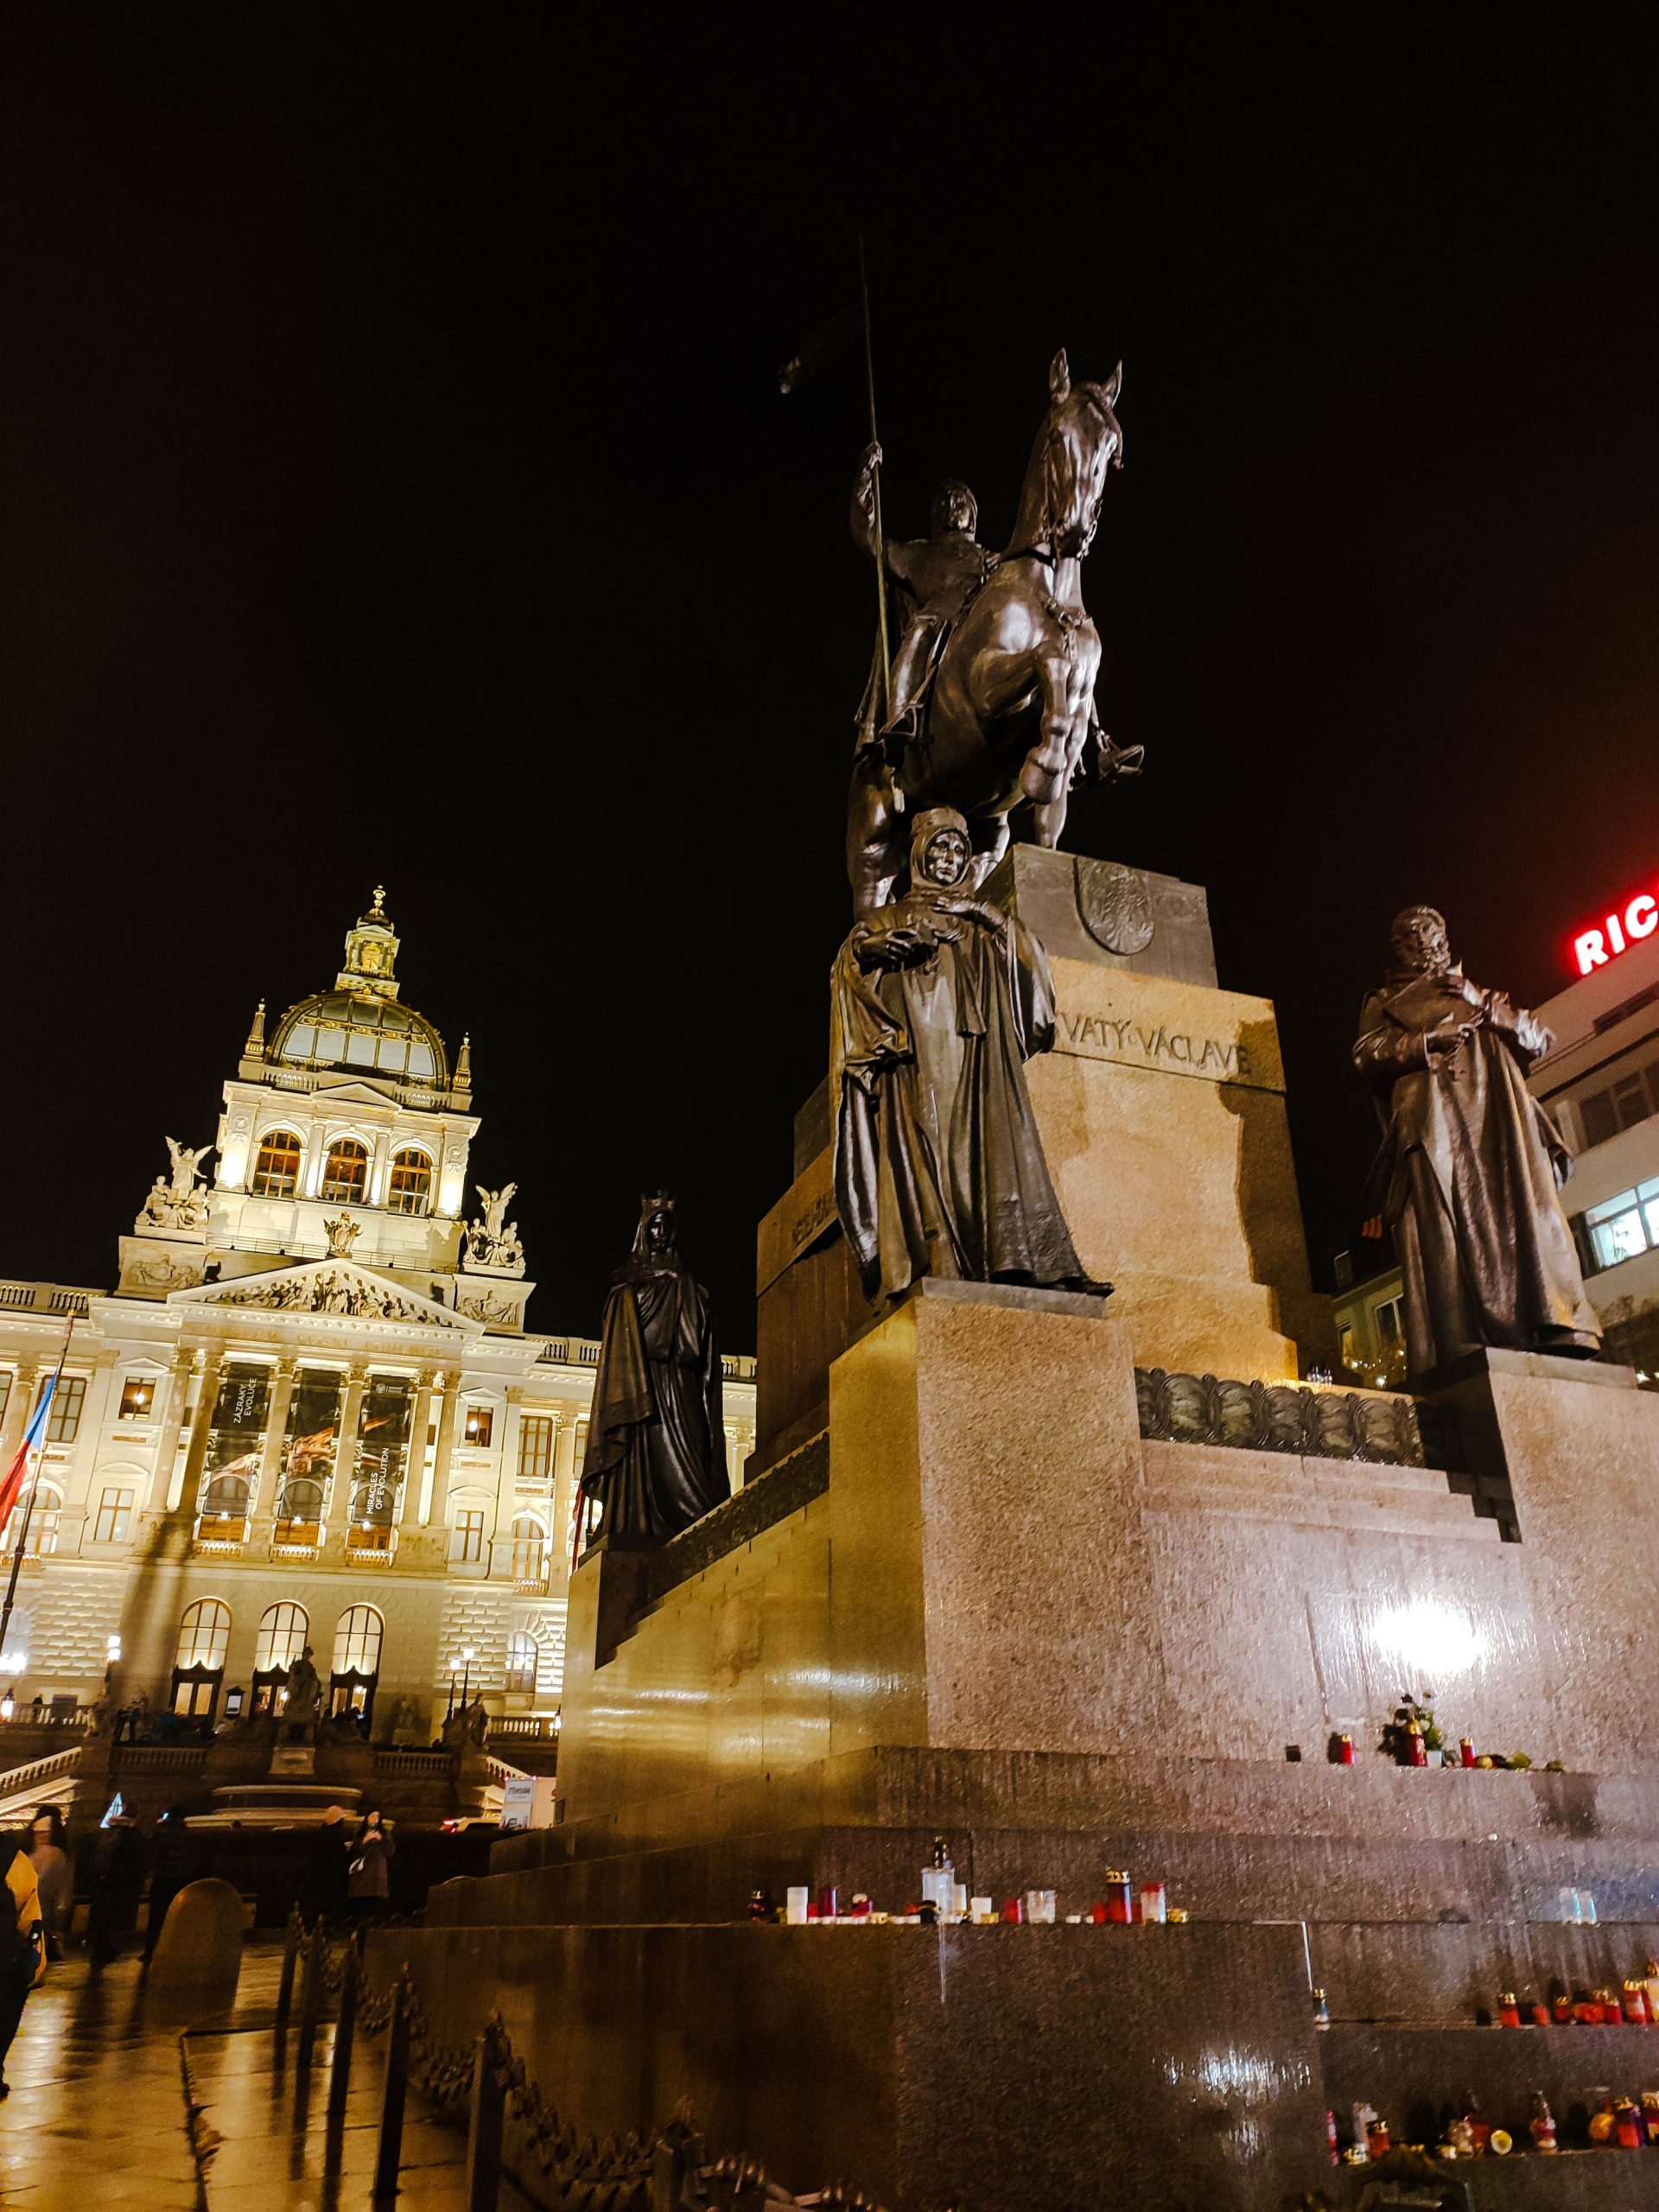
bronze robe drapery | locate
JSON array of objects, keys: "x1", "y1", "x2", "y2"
[
  {"x1": 581, "y1": 1251, "x2": 728, "y2": 1543},
  {"x1": 832, "y1": 887, "x2": 1088, "y2": 1307},
  {"x1": 1355, "y1": 969, "x2": 1599, "y2": 1379}
]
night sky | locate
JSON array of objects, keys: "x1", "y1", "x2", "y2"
[{"x1": 3, "y1": 12, "x2": 1656, "y2": 1346}]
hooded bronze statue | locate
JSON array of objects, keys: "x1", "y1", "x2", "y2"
[
  {"x1": 1354, "y1": 905, "x2": 1600, "y2": 1381},
  {"x1": 578, "y1": 1195, "x2": 728, "y2": 1544},
  {"x1": 831, "y1": 806, "x2": 1103, "y2": 1309}
]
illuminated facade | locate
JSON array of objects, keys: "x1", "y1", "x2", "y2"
[{"x1": 0, "y1": 894, "x2": 754, "y2": 1728}]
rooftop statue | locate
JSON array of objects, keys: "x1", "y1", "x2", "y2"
[
  {"x1": 847, "y1": 351, "x2": 1140, "y2": 914},
  {"x1": 138, "y1": 1136, "x2": 213, "y2": 1233},
  {"x1": 577, "y1": 1195, "x2": 728, "y2": 1546},
  {"x1": 463, "y1": 1184, "x2": 526, "y2": 1275},
  {"x1": 832, "y1": 807, "x2": 1105, "y2": 1310},
  {"x1": 1354, "y1": 905, "x2": 1602, "y2": 1382}
]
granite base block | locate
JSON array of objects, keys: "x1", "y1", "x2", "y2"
[{"x1": 368, "y1": 1919, "x2": 1330, "y2": 2212}]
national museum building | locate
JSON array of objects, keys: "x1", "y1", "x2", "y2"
[{"x1": 0, "y1": 892, "x2": 755, "y2": 1728}]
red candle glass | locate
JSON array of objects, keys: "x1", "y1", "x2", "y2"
[
  {"x1": 1497, "y1": 1993, "x2": 1521, "y2": 2028},
  {"x1": 1338, "y1": 1733, "x2": 1356, "y2": 1766},
  {"x1": 1103, "y1": 1872, "x2": 1133, "y2": 1923},
  {"x1": 1001, "y1": 1896, "x2": 1023, "y2": 1923}
]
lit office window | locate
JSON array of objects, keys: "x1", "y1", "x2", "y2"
[
  {"x1": 46, "y1": 1377, "x2": 86, "y2": 1445},
  {"x1": 1583, "y1": 1177, "x2": 1659, "y2": 1272},
  {"x1": 118, "y1": 1376, "x2": 156, "y2": 1421},
  {"x1": 454, "y1": 1510, "x2": 486, "y2": 1564},
  {"x1": 505, "y1": 1631, "x2": 537, "y2": 1694},
  {"x1": 516, "y1": 1415, "x2": 553, "y2": 1484},
  {"x1": 92, "y1": 1487, "x2": 134, "y2": 1545}
]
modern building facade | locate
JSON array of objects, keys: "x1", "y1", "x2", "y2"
[
  {"x1": 1336, "y1": 886, "x2": 1659, "y2": 1382},
  {"x1": 0, "y1": 893, "x2": 755, "y2": 1734}
]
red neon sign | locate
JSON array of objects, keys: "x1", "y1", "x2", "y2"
[{"x1": 1571, "y1": 887, "x2": 1659, "y2": 976}]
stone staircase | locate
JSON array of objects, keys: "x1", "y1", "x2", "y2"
[{"x1": 1141, "y1": 1436, "x2": 1503, "y2": 1541}]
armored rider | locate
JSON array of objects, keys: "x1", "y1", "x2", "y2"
[{"x1": 850, "y1": 442, "x2": 997, "y2": 753}]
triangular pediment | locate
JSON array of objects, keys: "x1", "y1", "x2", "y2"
[
  {"x1": 302, "y1": 1076, "x2": 406, "y2": 1109},
  {"x1": 170, "y1": 1259, "x2": 477, "y2": 1331}
]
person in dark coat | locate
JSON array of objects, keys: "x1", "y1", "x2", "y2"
[
  {"x1": 142, "y1": 1808, "x2": 194, "y2": 1965},
  {"x1": 0, "y1": 1828, "x2": 45, "y2": 2097},
  {"x1": 345, "y1": 1811, "x2": 394, "y2": 1922},
  {"x1": 86, "y1": 1816, "x2": 143, "y2": 1966},
  {"x1": 296, "y1": 1805, "x2": 352, "y2": 1926}
]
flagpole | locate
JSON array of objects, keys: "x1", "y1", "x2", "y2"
[
  {"x1": 858, "y1": 235, "x2": 893, "y2": 728},
  {"x1": 0, "y1": 1319, "x2": 73, "y2": 1669}
]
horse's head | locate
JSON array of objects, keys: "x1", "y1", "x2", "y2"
[{"x1": 1017, "y1": 350, "x2": 1123, "y2": 560}]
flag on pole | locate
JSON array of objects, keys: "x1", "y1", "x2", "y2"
[{"x1": 0, "y1": 1375, "x2": 59, "y2": 1536}]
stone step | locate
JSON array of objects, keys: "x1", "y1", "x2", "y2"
[{"x1": 1142, "y1": 1478, "x2": 1502, "y2": 1540}]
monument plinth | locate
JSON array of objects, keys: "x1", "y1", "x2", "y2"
[{"x1": 754, "y1": 850, "x2": 1330, "y2": 1471}]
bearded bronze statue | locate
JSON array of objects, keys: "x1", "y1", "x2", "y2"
[{"x1": 1354, "y1": 906, "x2": 1601, "y2": 1381}]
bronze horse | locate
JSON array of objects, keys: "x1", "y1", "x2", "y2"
[{"x1": 848, "y1": 350, "x2": 1129, "y2": 913}]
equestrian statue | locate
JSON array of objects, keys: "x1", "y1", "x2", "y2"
[{"x1": 846, "y1": 349, "x2": 1140, "y2": 915}]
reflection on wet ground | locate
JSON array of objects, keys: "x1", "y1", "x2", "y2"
[{"x1": 0, "y1": 1937, "x2": 534, "y2": 2211}]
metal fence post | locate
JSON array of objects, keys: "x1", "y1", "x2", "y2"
[
  {"x1": 466, "y1": 2018, "x2": 507, "y2": 2212},
  {"x1": 275, "y1": 1907, "x2": 302, "y2": 2031},
  {"x1": 372, "y1": 1969, "x2": 411, "y2": 2206},
  {"x1": 327, "y1": 1941, "x2": 358, "y2": 2124},
  {"x1": 295, "y1": 1920, "x2": 327, "y2": 2084}
]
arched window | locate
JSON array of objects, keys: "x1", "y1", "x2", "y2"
[
  {"x1": 200, "y1": 1471, "x2": 251, "y2": 1522},
  {"x1": 510, "y1": 1515, "x2": 548, "y2": 1586},
  {"x1": 333, "y1": 1605, "x2": 383, "y2": 1679},
  {"x1": 505, "y1": 1630, "x2": 538, "y2": 1694},
  {"x1": 320, "y1": 1138, "x2": 369, "y2": 1204},
  {"x1": 254, "y1": 1602, "x2": 308, "y2": 1674},
  {"x1": 176, "y1": 1599, "x2": 232, "y2": 1670},
  {"x1": 251, "y1": 1128, "x2": 303, "y2": 1199},
  {"x1": 386, "y1": 1147, "x2": 432, "y2": 1217}
]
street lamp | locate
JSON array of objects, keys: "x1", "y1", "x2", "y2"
[{"x1": 446, "y1": 1644, "x2": 479, "y2": 1722}]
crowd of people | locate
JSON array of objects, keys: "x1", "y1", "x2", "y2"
[{"x1": 0, "y1": 1798, "x2": 400, "y2": 2092}]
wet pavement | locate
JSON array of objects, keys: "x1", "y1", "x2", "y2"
[{"x1": 0, "y1": 1938, "x2": 533, "y2": 2211}]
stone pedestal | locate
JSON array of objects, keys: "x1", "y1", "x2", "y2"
[{"x1": 753, "y1": 850, "x2": 1332, "y2": 1470}]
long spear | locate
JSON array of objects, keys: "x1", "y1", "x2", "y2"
[
  {"x1": 0, "y1": 1319, "x2": 74, "y2": 1668},
  {"x1": 858, "y1": 236, "x2": 893, "y2": 728}
]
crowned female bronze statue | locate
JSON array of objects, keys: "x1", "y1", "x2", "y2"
[
  {"x1": 578, "y1": 1195, "x2": 728, "y2": 1544},
  {"x1": 831, "y1": 806, "x2": 1102, "y2": 1309},
  {"x1": 1354, "y1": 905, "x2": 1600, "y2": 1381}
]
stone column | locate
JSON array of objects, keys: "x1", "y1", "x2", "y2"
[
  {"x1": 248, "y1": 1357, "x2": 299, "y2": 1546},
  {"x1": 144, "y1": 1351, "x2": 196, "y2": 1514},
  {"x1": 401, "y1": 1372, "x2": 435, "y2": 1529},
  {"x1": 330, "y1": 1364, "x2": 369, "y2": 1518},
  {"x1": 174, "y1": 1351, "x2": 225, "y2": 1527},
  {"x1": 425, "y1": 1376, "x2": 461, "y2": 1529},
  {"x1": 0, "y1": 1359, "x2": 41, "y2": 1465},
  {"x1": 492, "y1": 1386, "x2": 527, "y2": 1576}
]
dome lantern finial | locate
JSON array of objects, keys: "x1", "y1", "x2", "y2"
[{"x1": 339, "y1": 886, "x2": 400, "y2": 998}]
